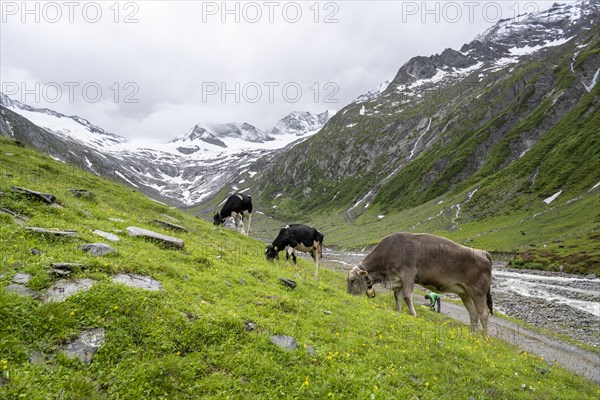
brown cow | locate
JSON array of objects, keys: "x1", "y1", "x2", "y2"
[{"x1": 347, "y1": 233, "x2": 493, "y2": 335}]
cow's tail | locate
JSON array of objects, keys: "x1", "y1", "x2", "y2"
[
  {"x1": 484, "y1": 250, "x2": 493, "y2": 315},
  {"x1": 487, "y1": 288, "x2": 494, "y2": 315}
]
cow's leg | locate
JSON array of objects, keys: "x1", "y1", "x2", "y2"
[
  {"x1": 393, "y1": 289, "x2": 404, "y2": 312},
  {"x1": 245, "y1": 212, "x2": 251, "y2": 235},
  {"x1": 458, "y1": 293, "x2": 479, "y2": 334},
  {"x1": 231, "y1": 212, "x2": 241, "y2": 233},
  {"x1": 402, "y1": 284, "x2": 417, "y2": 316},
  {"x1": 472, "y1": 292, "x2": 490, "y2": 337},
  {"x1": 313, "y1": 241, "x2": 321, "y2": 281},
  {"x1": 286, "y1": 247, "x2": 299, "y2": 273}
]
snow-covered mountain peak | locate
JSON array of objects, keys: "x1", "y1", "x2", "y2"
[
  {"x1": 270, "y1": 110, "x2": 334, "y2": 136},
  {"x1": 354, "y1": 80, "x2": 391, "y2": 103},
  {"x1": 0, "y1": 92, "x2": 126, "y2": 148},
  {"x1": 475, "y1": 0, "x2": 596, "y2": 47},
  {"x1": 383, "y1": 0, "x2": 598, "y2": 99},
  {"x1": 208, "y1": 122, "x2": 274, "y2": 143}
]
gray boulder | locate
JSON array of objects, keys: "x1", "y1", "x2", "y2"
[
  {"x1": 113, "y1": 273, "x2": 162, "y2": 291},
  {"x1": 126, "y1": 226, "x2": 184, "y2": 249},
  {"x1": 12, "y1": 273, "x2": 32, "y2": 284},
  {"x1": 270, "y1": 335, "x2": 298, "y2": 351},
  {"x1": 78, "y1": 243, "x2": 117, "y2": 256},
  {"x1": 42, "y1": 279, "x2": 96, "y2": 303},
  {"x1": 93, "y1": 230, "x2": 120, "y2": 242},
  {"x1": 62, "y1": 328, "x2": 105, "y2": 363},
  {"x1": 6, "y1": 283, "x2": 39, "y2": 299}
]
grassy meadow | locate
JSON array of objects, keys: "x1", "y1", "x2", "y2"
[{"x1": 1, "y1": 137, "x2": 599, "y2": 398}]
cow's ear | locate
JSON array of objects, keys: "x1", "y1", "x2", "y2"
[{"x1": 358, "y1": 269, "x2": 368, "y2": 277}]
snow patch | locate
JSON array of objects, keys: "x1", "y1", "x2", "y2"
[
  {"x1": 543, "y1": 190, "x2": 562, "y2": 204},
  {"x1": 583, "y1": 67, "x2": 600, "y2": 92},
  {"x1": 588, "y1": 181, "x2": 600, "y2": 192}
]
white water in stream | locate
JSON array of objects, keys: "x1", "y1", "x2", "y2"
[{"x1": 492, "y1": 270, "x2": 600, "y2": 317}]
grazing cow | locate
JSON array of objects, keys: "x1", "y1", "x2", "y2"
[
  {"x1": 265, "y1": 224, "x2": 324, "y2": 279},
  {"x1": 347, "y1": 233, "x2": 493, "y2": 335},
  {"x1": 213, "y1": 193, "x2": 252, "y2": 235}
]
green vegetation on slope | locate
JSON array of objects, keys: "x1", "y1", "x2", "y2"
[{"x1": 1, "y1": 137, "x2": 598, "y2": 398}]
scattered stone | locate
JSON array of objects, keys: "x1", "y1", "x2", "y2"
[
  {"x1": 306, "y1": 345, "x2": 318, "y2": 356},
  {"x1": 159, "y1": 214, "x2": 182, "y2": 224},
  {"x1": 238, "y1": 279, "x2": 246, "y2": 285},
  {"x1": 68, "y1": 189, "x2": 95, "y2": 199},
  {"x1": 184, "y1": 312, "x2": 198, "y2": 322},
  {"x1": 51, "y1": 263, "x2": 84, "y2": 271},
  {"x1": 324, "y1": 310, "x2": 332, "y2": 315},
  {"x1": 42, "y1": 279, "x2": 96, "y2": 303},
  {"x1": 0, "y1": 207, "x2": 30, "y2": 225},
  {"x1": 126, "y1": 226, "x2": 184, "y2": 249},
  {"x1": 245, "y1": 322, "x2": 257, "y2": 332},
  {"x1": 11, "y1": 186, "x2": 56, "y2": 204},
  {"x1": 25, "y1": 227, "x2": 78, "y2": 237},
  {"x1": 224, "y1": 281, "x2": 232, "y2": 287},
  {"x1": 109, "y1": 217, "x2": 126, "y2": 223},
  {"x1": 6, "y1": 283, "x2": 39, "y2": 299},
  {"x1": 49, "y1": 263, "x2": 83, "y2": 277},
  {"x1": 51, "y1": 269, "x2": 71, "y2": 278},
  {"x1": 29, "y1": 351, "x2": 45, "y2": 365},
  {"x1": 80, "y1": 210, "x2": 94, "y2": 218},
  {"x1": 12, "y1": 273, "x2": 32, "y2": 284},
  {"x1": 270, "y1": 335, "x2": 298, "y2": 351},
  {"x1": 584, "y1": 274, "x2": 596, "y2": 279},
  {"x1": 30, "y1": 248, "x2": 44, "y2": 255},
  {"x1": 113, "y1": 273, "x2": 162, "y2": 291},
  {"x1": 48, "y1": 203, "x2": 64, "y2": 209},
  {"x1": 153, "y1": 219, "x2": 188, "y2": 232},
  {"x1": 92, "y1": 230, "x2": 120, "y2": 242},
  {"x1": 78, "y1": 243, "x2": 117, "y2": 256},
  {"x1": 62, "y1": 328, "x2": 105, "y2": 363},
  {"x1": 279, "y1": 278, "x2": 297, "y2": 290}
]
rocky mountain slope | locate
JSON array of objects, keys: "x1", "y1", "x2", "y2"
[
  {"x1": 251, "y1": 0, "x2": 600, "y2": 228},
  {"x1": 0, "y1": 94, "x2": 332, "y2": 206}
]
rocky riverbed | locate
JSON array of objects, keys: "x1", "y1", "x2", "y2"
[{"x1": 491, "y1": 267, "x2": 599, "y2": 348}]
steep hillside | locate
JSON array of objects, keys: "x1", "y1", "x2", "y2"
[
  {"x1": 1, "y1": 137, "x2": 598, "y2": 398},
  {"x1": 249, "y1": 1, "x2": 600, "y2": 271}
]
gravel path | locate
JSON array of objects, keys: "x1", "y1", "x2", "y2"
[{"x1": 320, "y1": 250, "x2": 600, "y2": 384}]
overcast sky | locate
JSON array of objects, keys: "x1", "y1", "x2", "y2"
[{"x1": 1, "y1": 1, "x2": 559, "y2": 145}]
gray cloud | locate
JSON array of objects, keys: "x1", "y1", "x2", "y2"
[{"x1": 0, "y1": 1, "x2": 557, "y2": 144}]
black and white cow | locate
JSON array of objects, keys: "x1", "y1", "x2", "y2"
[
  {"x1": 265, "y1": 224, "x2": 324, "y2": 279},
  {"x1": 213, "y1": 193, "x2": 253, "y2": 235}
]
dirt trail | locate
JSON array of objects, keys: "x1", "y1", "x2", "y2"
[
  {"x1": 441, "y1": 301, "x2": 600, "y2": 384},
  {"x1": 320, "y1": 250, "x2": 600, "y2": 385}
]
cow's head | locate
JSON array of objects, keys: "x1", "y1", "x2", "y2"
[
  {"x1": 347, "y1": 266, "x2": 376, "y2": 298},
  {"x1": 213, "y1": 212, "x2": 225, "y2": 226},
  {"x1": 264, "y1": 245, "x2": 279, "y2": 261}
]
